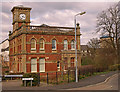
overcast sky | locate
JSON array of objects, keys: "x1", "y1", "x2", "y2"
[{"x1": 1, "y1": 1, "x2": 118, "y2": 45}]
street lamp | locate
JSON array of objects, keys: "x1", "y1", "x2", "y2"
[{"x1": 74, "y1": 12, "x2": 86, "y2": 83}]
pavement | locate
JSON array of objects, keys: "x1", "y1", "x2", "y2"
[{"x1": 1, "y1": 70, "x2": 119, "y2": 91}]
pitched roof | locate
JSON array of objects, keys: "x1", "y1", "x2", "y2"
[
  {"x1": 81, "y1": 45, "x2": 88, "y2": 50},
  {"x1": 0, "y1": 39, "x2": 8, "y2": 44}
]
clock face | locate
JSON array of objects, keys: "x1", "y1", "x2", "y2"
[{"x1": 19, "y1": 13, "x2": 26, "y2": 20}]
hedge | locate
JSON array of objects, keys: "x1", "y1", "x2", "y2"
[{"x1": 23, "y1": 73, "x2": 40, "y2": 86}]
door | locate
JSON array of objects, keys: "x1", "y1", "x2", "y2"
[{"x1": 39, "y1": 58, "x2": 45, "y2": 72}]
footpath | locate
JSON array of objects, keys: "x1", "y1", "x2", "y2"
[{"x1": 2, "y1": 71, "x2": 119, "y2": 91}]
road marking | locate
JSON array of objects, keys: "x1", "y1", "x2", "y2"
[
  {"x1": 81, "y1": 73, "x2": 118, "y2": 88},
  {"x1": 67, "y1": 73, "x2": 119, "y2": 90}
]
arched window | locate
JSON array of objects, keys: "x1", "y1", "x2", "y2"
[
  {"x1": 64, "y1": 40, "x2": 68, "y2": 50},
  {"x1": 52, "y1": 39, "x2": 56, "y2": 50},
  {"x1": 40, "y1": 39, "x2": 45, "y2": 50},
  {"x1": 71, "y1": 40, "x2": 75, "y2": 50},
  {"x1": 31, "y1": 38, "x2": 36, "y2": 50}
]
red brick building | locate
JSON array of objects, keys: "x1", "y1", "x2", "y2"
[{"x1": 9, "y1": 6, "x2": 81, "y2": 73}]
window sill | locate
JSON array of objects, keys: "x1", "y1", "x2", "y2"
[
  {"x1": 52, "y1": 50, "x2": 57, "y2": 53},
  {"x1": 39, "y1": 71, "x2": 45, "y2": 73},
  {"x1": 71, "y1": 49, "x2": 75, "y2": 50},
  {"x1": 39, "y1": 50, "x2": 45, "y2": 53},
  {"x1": 39, "y1": 49, "x2": 45, "y2": 51},
  {"x1": 64, "y1": 49, "x2": 68, "y2": 51},
  {"x1": 31, "y1": 71, "x2": 37, "y2": 73},
  {"x1": 52, "y1": 49, "x2": 56, "y2": 51},
  {"x1": 31, "y1": 49, "x2": 36, "y2": 51},
  {"x1": 31, "y1": 50, "x2": 36, "y2": 53}
]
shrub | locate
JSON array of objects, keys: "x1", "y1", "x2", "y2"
[
  {"x1": 79, "y1": 75, "x2": 85, "y2": 79},
  {"x1": 81, "y1": 57, "x2": 93, "y2": 65},
  {"x1": 108, "y1": 64, "x2": 120, "y2": 71},
  {"x1": 23, "y1": 73, "x2": 40, "y2": 86},
  {"x1": 5, "y1": 71, "x2": 9, "y2": 73}
]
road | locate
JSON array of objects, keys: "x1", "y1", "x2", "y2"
[
  {"x1": 1, "y1": 71, "x2": 119, "y2": 91},
  {"x1": 68, "y1": 73, "x2": 119, "y2": 90}
]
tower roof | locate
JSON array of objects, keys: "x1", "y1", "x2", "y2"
[
  {"x1": 11, "y1": 5, "x2": 32, "y2": 12},
  {"x1": 100, "y1": 35, "x2": 110, "y2": 39}
]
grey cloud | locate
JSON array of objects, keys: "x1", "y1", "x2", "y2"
[{"x1": 1, "y1": 2, "x2": 116, "y2": 44}]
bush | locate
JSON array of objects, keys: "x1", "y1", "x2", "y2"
[
  {"x1": 5, "y1": 71, "x2": 9, "y2": 73},
  {"x1": 81, "y1": 57, "x2": 93, "y2": 65},
  {"x1": 2, "y1": 76, "x2": 5, "y2": 80},
  {"x1": 23, "y1": 73, "x2": 40, "y2": 86},
  {"x1": 108, "y1": 64, "x2": 120, "y2": 71}
]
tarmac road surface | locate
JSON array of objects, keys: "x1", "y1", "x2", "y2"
[
  {"x1": 68, "y1": 73, "x2": 119, "y2": 90},
  {"x1": 1, "y1": 71, "x2": 119, "y2": 91}
]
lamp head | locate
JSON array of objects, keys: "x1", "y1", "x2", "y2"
[{"x1": 79, "y1": 12, "x2": 86, "y2": 15}]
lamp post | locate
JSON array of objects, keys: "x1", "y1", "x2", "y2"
[{"x1": 74, "y1": 12, "x2": 86, "y2": 83}]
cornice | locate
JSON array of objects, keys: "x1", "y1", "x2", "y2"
[
  {"x1": 9, "y1": 51, "x2": 81, "y2": 56},
  {"x1": 9, "y1": 52, "x2": 61, "y2": 56},
  {"x1": 9, "y1": 31, "x2": 80, "y2": 41}
]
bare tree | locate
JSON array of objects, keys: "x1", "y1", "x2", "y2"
[
  {"x1": 87, "y1": 38, "x2": 100, "y2": 57},
  {"x1": 96, "y1": 3, "x2": 120, "y2": 63},
  {"x1": 87, "y1": 38, "x2": 100, "y2": 49},
  {"x1": 87, "y1": 38, "x2": 100, "y2": 65},
  {"x1": 94, "y1": 47, "x2": 116, "y2": 68},
  {"x1": 87, "y1": 37, "x2": 116, "y2": 68}
]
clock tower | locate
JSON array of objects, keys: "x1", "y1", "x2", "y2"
[{"x1": 11, "y1": 5, "x2": 31, "y2": 32}]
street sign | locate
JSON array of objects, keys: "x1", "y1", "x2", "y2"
[
  {"x1": 4, "y1": 75, "x2": 23, "y2": 77},
  {"x1": 22, "y1": 78, "x2": 33, "y2": 80}
]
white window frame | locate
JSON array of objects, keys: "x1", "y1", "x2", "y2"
[
  {"x1": 64, "y1": 40, "x2": 68, "y2": 50},
  {"x1": 52, "y1": 39, "x2": 56, "y2": 50},
  {"x1": 31, "y1": 58, "x2": 37, "y2": 73},
  {"x1": 39, "y1": 58, "x2": 45, "y2": 72},
  {"x1": 40, "y1": 39, "x2": 45, "y2": 50},
  {"x1": 31, "y1": 38, "x2": 36, "y2": 50},
  {"x1": 71, "y1": 40, "x2": 75, "y2": 50}
]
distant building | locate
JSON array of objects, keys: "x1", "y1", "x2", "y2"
[
  {"x1": 9, "y1": 6, "x2": 81, "y2": 73},
  {"x1": 0, "y1": 39, "x2": 9, "y2": 62},
  {"x1": 0, "y1": 39, "x2": 9, "y2": 74},
  {"x1": 100, "y1": 36, "x2": 112, "y2": 48},
  {"x1": 80, "y1": 45, "x2": 89, "y2": 57}
]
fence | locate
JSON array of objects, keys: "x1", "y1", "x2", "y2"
[
  {"x1": 2, "y1": 66, "x2": 108, "y2": 86},
  {"x1": 39, "y1": 66, "x2": 107, "y2": 85}
]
